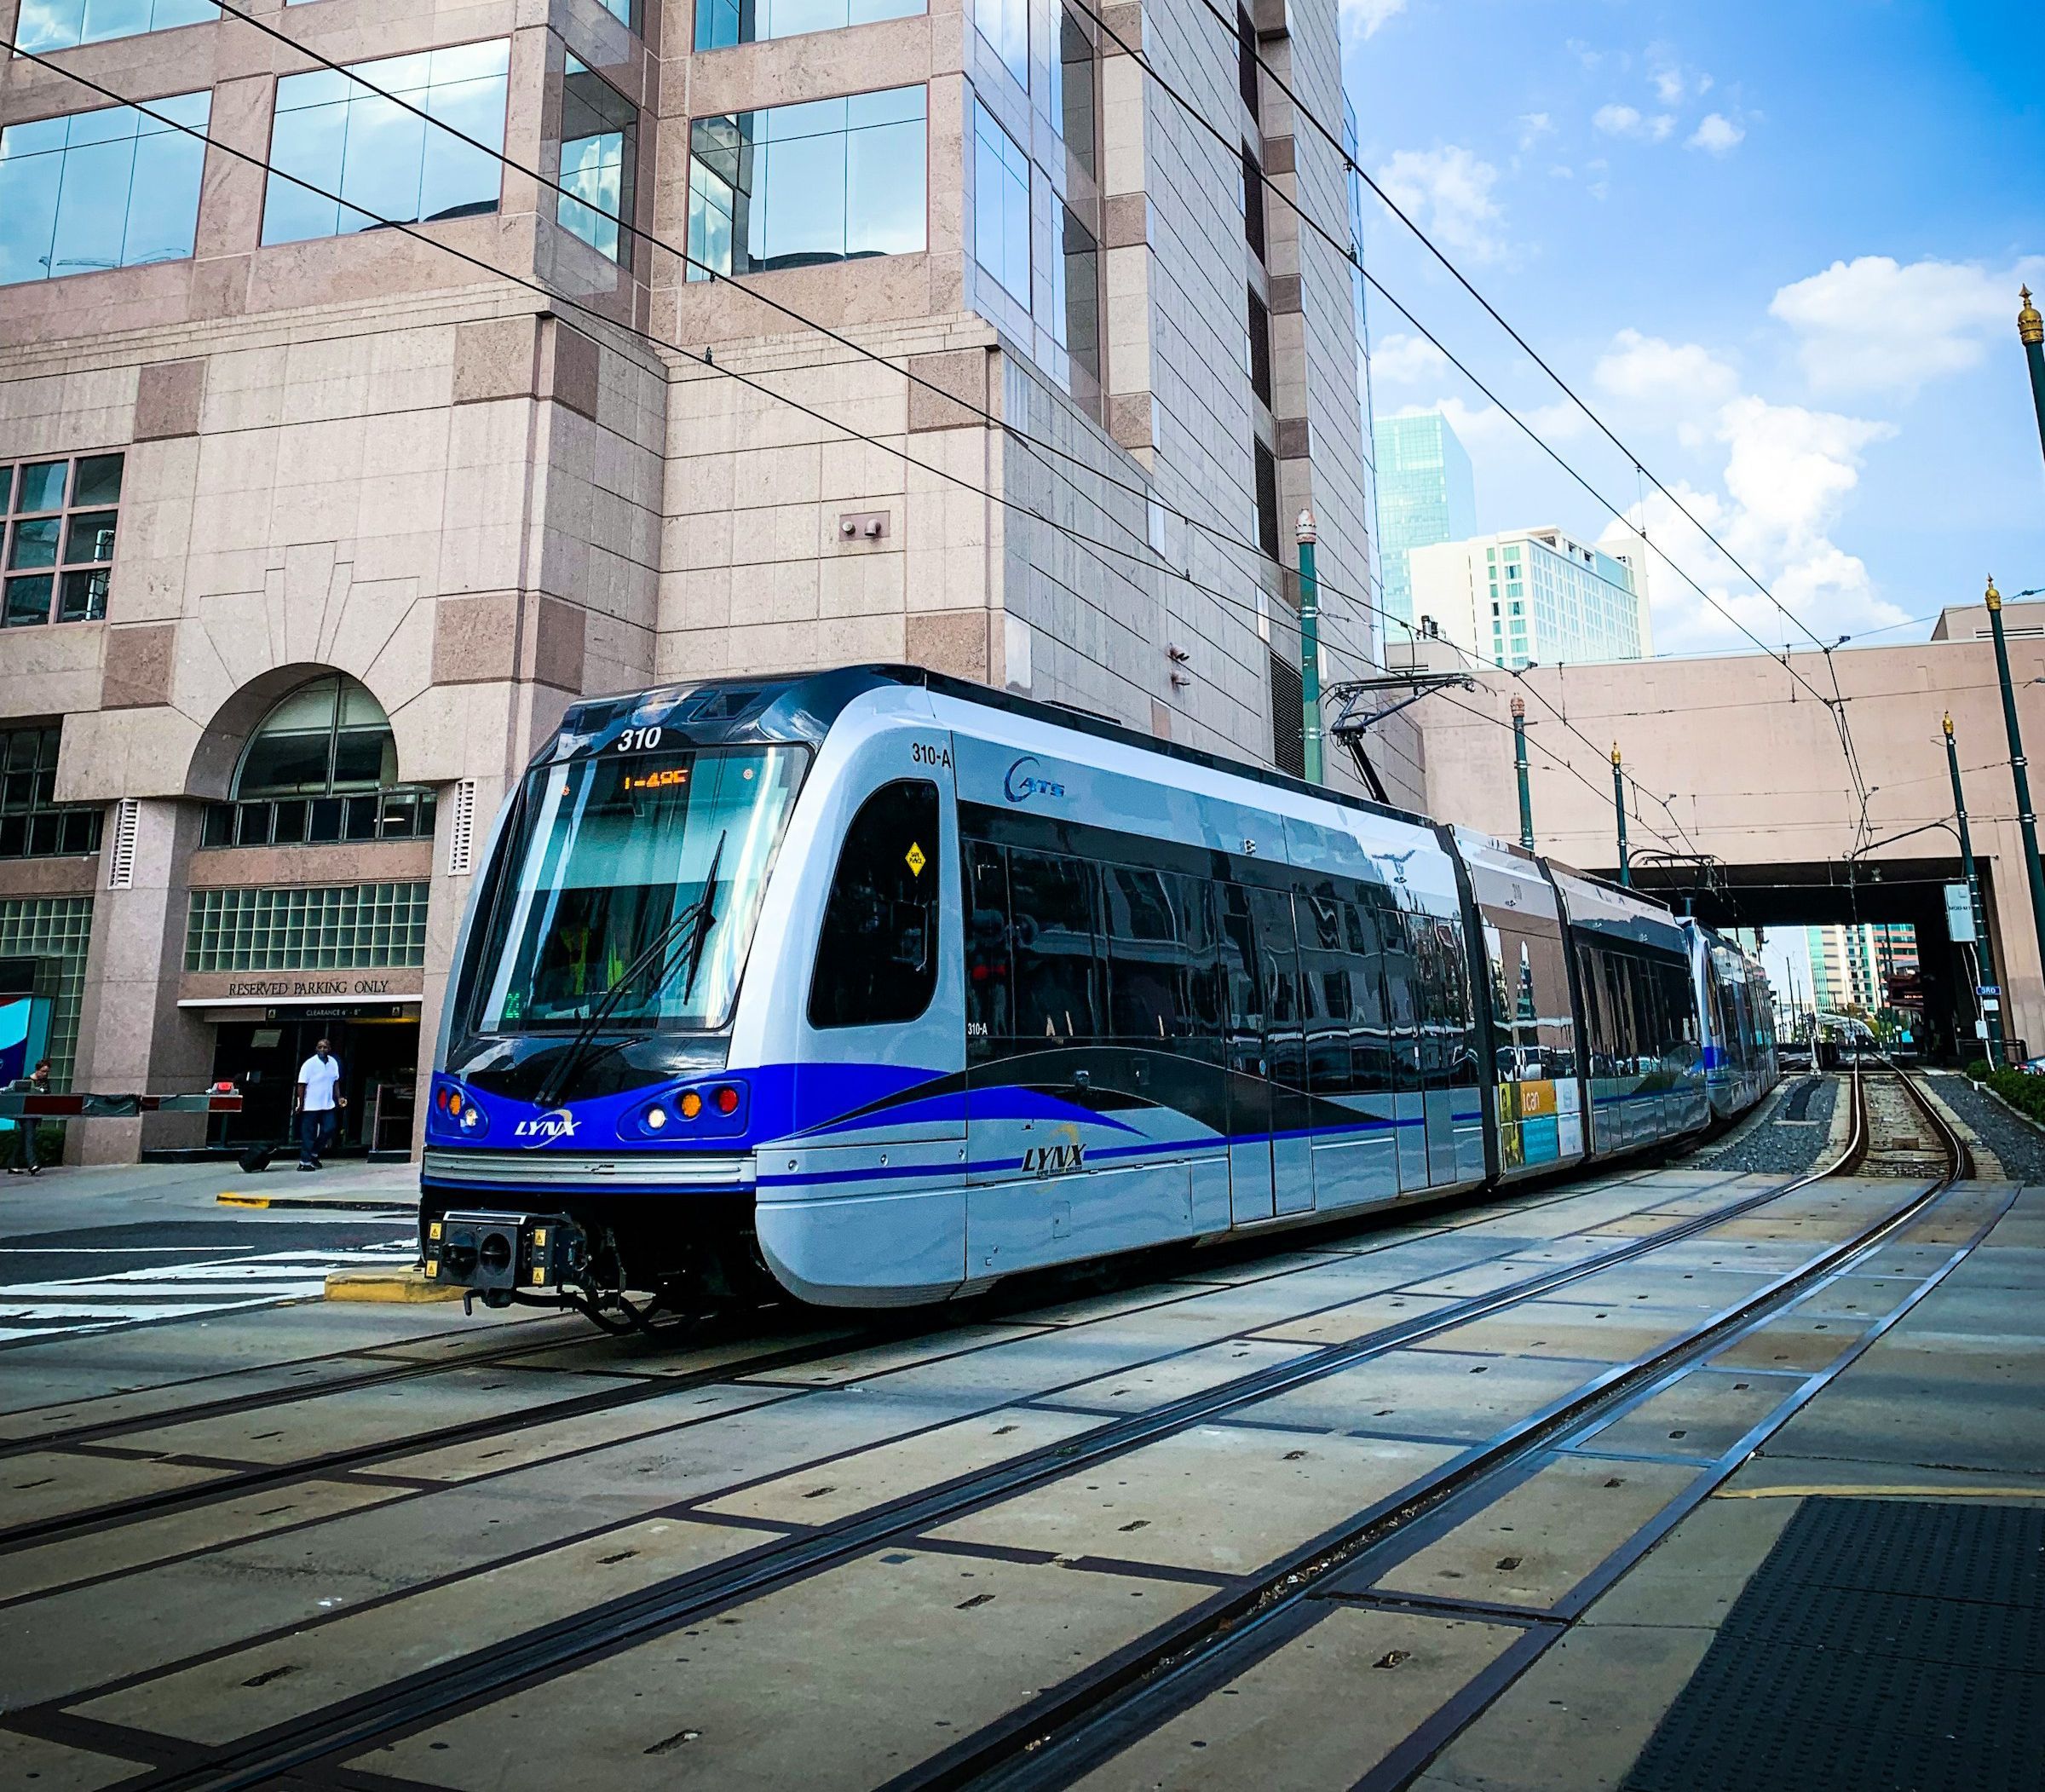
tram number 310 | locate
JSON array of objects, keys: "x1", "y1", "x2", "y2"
[{"x1": 616, "y1": 726, "x2": 665, "y2": 752}]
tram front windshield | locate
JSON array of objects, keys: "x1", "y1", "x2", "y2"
[{"x1": 472, "y1": 746, "x2": 807, "y2": 1034}]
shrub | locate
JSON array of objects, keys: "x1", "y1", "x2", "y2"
[{"x1": 1971, "y1": 1061, "x2": 2045, "y2": 1126}]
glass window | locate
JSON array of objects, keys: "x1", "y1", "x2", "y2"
[
  {"x1": 262, "y1": 41, "x2": 510, "y2": 245},
  {"x1": 0, "y1": 725, "x2": 100, "y2": 861},
  {"x1": 1247, "y1": 286, "x2": 1272, "y2": 406},
  {"x1": 1236, "y1": 4, "x2": 1259, "y2": 118},
  {"x1": 808, "y1": 780, "x2": 941, "y2": 1029},
  {"x1": 235, "y1": 675, "x2": 396, "y2": 799},
  {"x1": 1103, "y1": 865, "x2": 1209, "y2": 1041},
  {"x1": 1008, "y1": 849, "x2": 1097, "y2": 1042},
  {"x1": 687, "y1": 86, "x2": 926, "y2": 279},
  {"x1": 965, "y1": 838, "x2": 1011, "y2": 1044},
  {"x1": 695, "y1": 0, "x2": 922, "y2": 51},
  {"x1": 1052, "y1": 9, "x2": 1096, "y2": 176},
  {"x1": 558, "y1": 56, "x2": 637, "y2": 264},
  {"x1": 1254, "y1": 441, "x2": 1280, "y2": 559},
  {"x1": 185, "y1": 881, "x2": 431, "y2": 972},
  {"x1": 972, "y1": 101, "x2": 1030, "y2": 305},
  {"x1": 1057, "y1": 205, "x2": 1100, "y2": 389},
  {"x1": 0, "y1": 452, "x2": 124, "y2": 627},
  {"x1": 1241, "y1": 142, "x2": 1265, "y2": 262},
  {"x1": 0, "y1": 91, "x2": 210, "y2": 286},
  {"x1": 473, "y1": 746, "x2": 809, "y2": 1034},
  {"x1": 978, "y1": 0, "x2": 1028, "y2": 88},
  {"x1": 14, "y1": 0, "x2": 216, "y2": 55}
]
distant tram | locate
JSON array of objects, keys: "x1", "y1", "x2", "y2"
[{"x1": 422, "y1": 667, "x2": 1777, "y2": 1322}]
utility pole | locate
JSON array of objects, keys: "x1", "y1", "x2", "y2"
[
  {"x1": 1511, "y1": 696, "x2": 1535, "y2": 851},
  {"x1": 1946, "y1": 711, "x2": 2006, "y2": 1063},
  {"x1": 1296, "y1": 510, "x2": 1322, "y2": 784},
  {"x1": 1610, "y1": 742, "x2": 1631, "y2": 886},
  {"x1": 2021, "y1": 286, "x2": 2045, "y2": 474},
  {"x1": 1984, "y1": 574, "x2": 2045, "y2": 1049}
]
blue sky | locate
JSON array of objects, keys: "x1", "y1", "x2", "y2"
[{"x1": 1345, "y1": 0, "x2": 2045, "y2": 656}]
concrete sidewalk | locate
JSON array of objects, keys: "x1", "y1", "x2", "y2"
[{"x1": 0, "y1": 1158, "x2": 418, "y2": 1239}]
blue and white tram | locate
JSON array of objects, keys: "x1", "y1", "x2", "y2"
[
  {"x1": 421, "y1": 667, "x2": 1776, "y2": 1318},
  {"x1": 1687, "y1": 921, "x2": 1781, "y2": 1121}
]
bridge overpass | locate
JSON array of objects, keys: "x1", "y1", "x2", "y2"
[{"x1": 1409, "y1": 597, "x2": 2045, "y2": 1062}]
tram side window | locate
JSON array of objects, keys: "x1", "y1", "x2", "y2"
[
  {"x1": 809, "y1": 780, "x2": 942, "y2": 1029},
  {"x1": 1431, "y1": 914, "x2": 1478, "y2": 1081},
  {"x1": 1380, "y1": 902, "x2": 1423, "y2": 1091},
  {"x1": 1009, "y1": 848, "x2": 1100, "y2": 1043},
  {"x1": 1299, "y1": 886, "x2": 1391, "y2": 1098},
  {"x1": 965, "y1": 838, "x2": 1011, "y2": 1043},
  {"x1": 1103, "y1": 864, "x2": 1214, "y2": 1042}
]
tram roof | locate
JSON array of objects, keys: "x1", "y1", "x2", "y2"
[{"x1": 552, "y1": 665, "x2": 1675, "y2": 919}]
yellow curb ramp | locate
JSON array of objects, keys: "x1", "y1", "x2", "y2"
[
  {"x1": 217, "y1": 1191, "x2": 414, "y2": 1212},
  {"x1": 325, "y1": 1266, "x2": 460, "y2": 1304}
]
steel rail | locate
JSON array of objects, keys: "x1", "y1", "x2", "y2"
[
  {"x1": 949, "y1": 1057, "x2": 1973, "y2": 1792},
  {"x1": 0, "y1": 1150, "x2": 1728, "y2": 1532},
  {"x1": 84, "y1": 1112, "x2": 1894, "y2": 1792}
]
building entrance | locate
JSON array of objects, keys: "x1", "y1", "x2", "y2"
[{"x1": 206, "y1": 1007, "x2": 419, "y2": 1158}]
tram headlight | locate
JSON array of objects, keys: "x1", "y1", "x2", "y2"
[
  {"x1": 619, "y1": 1079, "x2": 747, "y2": 1141},
  {"x1": 645, "y1": 1106, "x2": 668, "y2": 1131}
]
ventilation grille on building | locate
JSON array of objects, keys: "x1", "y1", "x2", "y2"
[
  {"x1": 107, "y1": 798, "x2": 139, "y2": 890},
  {"x1": 1270, "y1": 651, "x2": 1305, "y2": 778},
  {"x1": 446, "y1": 780, "x2": 478, "y2": 878}
]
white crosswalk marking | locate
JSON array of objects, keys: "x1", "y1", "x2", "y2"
[{"x1": 0, "y1": 1242, "x2": 416, "y2": 1345}]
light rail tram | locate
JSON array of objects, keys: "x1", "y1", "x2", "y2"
[{"x1": 423, "y1": 666, "x2": 1778, "y2": 1323}]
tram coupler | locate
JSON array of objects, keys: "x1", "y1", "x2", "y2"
[{"x1": 427, "y1": 1210, "x2": 587, "y2": 1308}]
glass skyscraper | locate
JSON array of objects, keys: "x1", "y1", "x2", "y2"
[{"x1": 1372, "y1": 410, "x2": 1478, "y2": 631}]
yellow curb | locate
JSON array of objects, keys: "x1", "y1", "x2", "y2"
[
  {"x1": 217, "y1": 1193, "x2": 271, "y2": 1208},
  {"x1": 325, "y1": 1267, "x2": 460, "y2": 1304}
]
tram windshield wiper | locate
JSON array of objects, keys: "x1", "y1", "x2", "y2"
[{"x1": 533, "y1": 831, "x2": 728, "y2": 1110}]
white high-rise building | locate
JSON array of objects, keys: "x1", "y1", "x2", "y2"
[{"x1": 1408, "y1": 527, "x2": 1650, "y2": 669}]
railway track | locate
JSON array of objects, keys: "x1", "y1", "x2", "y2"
[
  {"x1": 0, "y1": 1146, "x2": 1771, "y2": 1555},
  {"x1": 959, "y1": 1056, "x2": 1979, "y2": 1792},
  {"x1": 3, "y1": 1063, "x2": 1995, "y2": 1792}
]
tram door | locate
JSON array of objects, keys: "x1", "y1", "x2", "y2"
[
  {"x1": 1218, "y1": 884, "x2": 1273, "y2": 1224},
  {"x1": 1220, "y1": 884, "x2": 1311, "y2": 1223}
]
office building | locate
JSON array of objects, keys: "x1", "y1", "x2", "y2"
[
  {"x1": 1805, "y1": 923, "x2": 1919, "y2": 1016},
  {"x1": 0, "y1": 0, "x2": 1381, "y2": 1159},
  {"x1": 1408, "y1": 526, "x2": 1649, "y2": 670},
  {"x1": 1370, "y1": 408, "x2": 1474, "y2": 632}
]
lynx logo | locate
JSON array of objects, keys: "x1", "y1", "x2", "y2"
[
  {"x1": 515, "y1": 1109, "x2": 579, "y2": 1146},
  {"x1": 1021, "y1": 1123, "x2": 1085, "y2": 1178},
  {"x1": 1004, "y1": 755, "x2": 1068, "y2": 804}
]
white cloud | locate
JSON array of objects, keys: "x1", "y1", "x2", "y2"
[
  {"x1": 1595, "y1": 104, "x2": 1675, "y2": 143},
  {"x1": 1688, "y1": 112, "x2": 1744, "y2": 154},
  {"x1": 1372, "y1": 332, "x2": 1449, "y2": 384},
  {"x1": 1768, "y1": 254, "x2": 2045, "y2": 396},
  {"x1": 1594, "y1": 396, "x2": 1904, "y2": 654},
  {"x1": 1651, "y1": 66, "x2": 1685, "y2": 105},
  {"x1": 1375, "y1": 146, "x2": 1505, "y2": 262},
  {"x1": 1594, "y1": 330, "x2": 1740, "y2": 408},
  {"x1": 1518, "y1": 112, "x2": 1552, "y2": 151},
  {"x1": 1339, "y1": 0, "x2": 1406, "y2": 48}
]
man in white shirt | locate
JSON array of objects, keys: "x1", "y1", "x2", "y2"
[{"x1": 295, "y1": 1038, "x2": 346, "y2": 1171}]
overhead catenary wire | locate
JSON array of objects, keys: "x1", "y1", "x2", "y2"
[
  {"x1": 181, "y1": 0, "x2": 1768, "y2": 842},
  {"x1": 181, "y1": 0, "x2": 1368, "y2": 671},
  {"x1": 1107, "y1": 0, "x2": 1876, "y2": 842},
  {"x1": 9, "y1": 31, "x2": 1690, "y2": 859}
]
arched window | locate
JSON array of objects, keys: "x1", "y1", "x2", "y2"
[{"x1": 203, "y1": 675, "x2": 435, "y2": 848}]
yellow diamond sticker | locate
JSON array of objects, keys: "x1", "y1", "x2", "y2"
[{"x1": 905, "y1": 842, "x2": 927, "y2": 877}]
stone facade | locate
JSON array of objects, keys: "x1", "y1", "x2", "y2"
[{"x1": 0, "y1": 0, "x2": 1380, "y2": 1159}]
